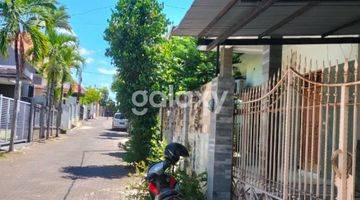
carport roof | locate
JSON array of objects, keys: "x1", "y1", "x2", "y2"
[{"x1": 172, "y1": 0, "x2": 360, "y2": 49}]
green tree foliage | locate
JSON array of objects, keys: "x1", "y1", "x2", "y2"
[
  {"x1": 40, "y1": 30, "x2": 77, "y2": 139},
  {"x1": 99, "y1": 87, "x2": 110, "y2": 107},
  {"x1": 80, "y1": 87, "x2": 102, "y2": 105},
  {"x1": 105, "y1": 99, "x2": 117, "y2": 115},
  {"x1": 55, "y1": 46, "x2": 84, "y2": 136},
  {"x1": 104, "y1": 0, "x2": 167, "y2": 164},
  {"x1": 156, "y1": 36, "x2": 217, "y2": 94},
  {"x1": 0, "y1": 0, "x2": 58, "y2": 151}
]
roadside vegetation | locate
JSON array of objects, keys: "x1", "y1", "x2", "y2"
[
  {"x1": 105, "y1": 0, "x2": 217, "y2": 165},
  {"x1": 105, "y1": 1, "x2": 216, "y2": 197},
  {"x1": 127, "y1": 140, "x2": 207, "y2": 200},
  {"x1": 0, "y1": 151, "x2": 6, "y2": 159},
  {"x1": 0, "y1": 0, "x2": 84, "y2": 151},
  {"x1": 128, "y1": 169, "x2": 207, "y2": 200},
  {"x1": 80, "y1": 87, "x2": 102, "y2": 105}
]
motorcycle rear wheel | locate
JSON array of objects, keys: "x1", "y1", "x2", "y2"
[
  {"x1": 155, "y1": 193, "x2": 182, "y2": 200},
  {"x1": 162, "y1": 196, "x2": 181, "y2": 200}
]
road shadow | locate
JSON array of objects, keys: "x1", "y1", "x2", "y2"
[
  {"x1": 103, "y1": 151, "x2": 126, "y2": 159},
  {"x1": 105, "y1": 128, "x2": 128, "y2": 133},
  {"x1": 61, "y1": 165, "x2": 131, "y2": 180},
  {"x1": 61, "y1": 150, "x2": 133, "y2": 200},
  {"x1": 98, "y1": 131, "x2": 128, "y2": 140}
]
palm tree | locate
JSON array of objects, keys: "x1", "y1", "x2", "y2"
[
  {"x1": 55, "y1": 46, "x2": 84, "y2": 137},
  {"x1": 0, "y1": 0, "x2": 56, "y2": 152},
  {"x1": 41, "y1": 29, "x2": 77, "y2": 139},
  {"x1": 40, "y1": 5, "x2": 73, "y2": 138}
]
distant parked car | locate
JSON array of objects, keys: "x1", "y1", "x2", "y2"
[{"x1": 112, "y1": 113, "x2": 128, "y2": 131}]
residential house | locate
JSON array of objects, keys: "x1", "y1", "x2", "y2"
[
  {"x1": 172, "y1": 1, "x2": 360, "y2": 199},
  {"x1": 0, "y1": 46, "x2": 36, "y2": 102},
  {"x1": 0, "y1": 34, "x2": 46, "y2": 103}
]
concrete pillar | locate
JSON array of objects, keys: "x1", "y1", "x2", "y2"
[
  {"x1": 261, "y1": 45, "x2": 282, "y2": 181},
  {"x1": 356, "y1": 43, "x2": 360, "y2": 197},
  {"x1": 262, "y1": 44, "x2": 282, "y2": 80},
  {"x1": 207, "y1": 47, "x2": 234, "y2": 200},
  {"x1": 220, "y1": 47, "x2": 233, "y2": 78}
]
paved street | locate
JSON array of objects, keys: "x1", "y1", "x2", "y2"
[{"x1": 0, "y1": 118, "x2": 136, "y2": 200}]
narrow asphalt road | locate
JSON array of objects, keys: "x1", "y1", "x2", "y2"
[{"x1": 0, "y1": 117, "x2": 136, "y2": 200}]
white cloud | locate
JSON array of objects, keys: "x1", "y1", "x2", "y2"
[
  {"x1": 86, "y1": 58, "x2": 94, "y2": 64},
  {"x1": 98, "y1": 67, "x2": 116, "y2": 75},
  {"x1": 79, "y1": 47, "x2": 95, "y2": 56}
]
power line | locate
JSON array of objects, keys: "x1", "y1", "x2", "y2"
[
  {"x1": 82, "y1": 71, "x2": 115, "y2": 76},
  {"x1": 164, "y1": 4, "x2": 185, "y2": 10},
  {"x1": 70, "y1": 3, "x2": 185, "y2": 17},
  {"x1": 71, "y1": 5, "x2": 113, "y2": 16}
]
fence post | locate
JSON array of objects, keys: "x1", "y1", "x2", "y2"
[
  {"x1": 50, "y1": 108, "x2": 53, "y2": 136},
  {"x1": 0, "y1": 95, "x2": 3, "y2": 135},
  {"x1": 159, "y1": 107, "x2": 165, "y2": 140},
  {"x1": 21, "y1": 103, "x2": 26, "y2": 141},
  {"x1": 283, "y1": 72, "x2": 292, "y2": 199},
  {"x1": 28, "y1": 101, "x2": 34, "y2": 142},
  {"x1": 40, "y1": 106, "x2": 44, "y2": 139},
  {"x1": 5, "y1": 99, "x2": 10, "y2": 141},
  {"x1": 337, "y1": 87, "x2": 350, "y2": 199}
]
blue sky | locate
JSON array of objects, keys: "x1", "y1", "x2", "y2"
[{"x1": 59, "y1": 0, "x2": 193, "y2": 99}]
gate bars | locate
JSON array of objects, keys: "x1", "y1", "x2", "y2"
[
  {"x1": 0, "y1": 95, "x2": 31, "y2": 145},
  {"x1": 233, "y1": 57, "x2": 359, "y2": 200}
]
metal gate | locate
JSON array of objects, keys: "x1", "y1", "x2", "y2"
[
  {"x1": 0, "y1": 95, "x2": 31, "y2": 145},
  {"x1": 233, "y1": 57, "x2": 359, "y2": 200}
]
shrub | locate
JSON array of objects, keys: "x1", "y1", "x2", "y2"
[
  {"x1": 174, "y1": 170, "x2": 207, "y2": 200},
  {"x1": 128, "y1": 169, "x2": 207, "y2": 200},
  {"x1": 127, "y1": 179, "x2": 152, "y2": 200},
  {"x1": 127, "y1": 137, "x2": 207, "y2": 200}
]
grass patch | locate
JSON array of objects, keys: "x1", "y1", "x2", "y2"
[
  {"x1": 0, "y1": 130, "x2": 9, "y2": 141},
  {"x1": 0, "y1": 151, "x2": 6, "y2": 159}
]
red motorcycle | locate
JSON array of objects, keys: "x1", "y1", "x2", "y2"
[{"x1": 146, "y1": 143, "x2": 189, "y2": 200}]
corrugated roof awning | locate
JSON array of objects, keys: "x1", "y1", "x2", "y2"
[{"x1": 173, "y1": 0, "x2": 360, "y2": 50}]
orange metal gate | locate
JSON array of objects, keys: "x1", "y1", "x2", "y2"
[{"x1": 232, "y1": 57, "x2": 359, "y2": 200}]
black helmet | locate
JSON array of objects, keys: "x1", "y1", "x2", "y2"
[{"x1": 164, "y1": 143, "x2": 189, "y2": 165}]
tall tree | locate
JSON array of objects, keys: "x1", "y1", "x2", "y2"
[
  {"x1": 105, "y1": 0, "x2": 167, "y2": 163},
  {"x1": 55, "y1": 46, "x2": 84, "y2": 137},
  {"x1": 41, "y1": 6, "x2": 73, "y2": 138},
  {"x1": 0, "y1": 0, "x2": 56, "y2": 152},
  {"x1": 41, "y1": 29, "x2": 77, "y2": 139},
  {"x1": 99, "y1": 87, "x2": 109, "y2": 107},
  {"x1": 156, "y1": 36, "x2": 217, "y2": 94},
  {"x1": 80, "y1": 87, "x2": 102, "y2": 105}
]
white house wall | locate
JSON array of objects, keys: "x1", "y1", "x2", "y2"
[
  {"x1": 234, "y1": 54, "x2": 264, "y2": 87},
  {"x1": 282, "y1": 44, "x2": 359, "y2": 68},
  {"x1": 234, "y1": 44, "x2": 360, "y2": 88}
]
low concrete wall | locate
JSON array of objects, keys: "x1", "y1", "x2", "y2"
[
  {"x1": 162, "y1": 81, "x2": 212, "y2": 175},
  {"x1": 162, "y1": 47, "x2": 235, "y2": 200},
  {"x1": 61, "y1": 97, "x2": 80, "y2": 130}
]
